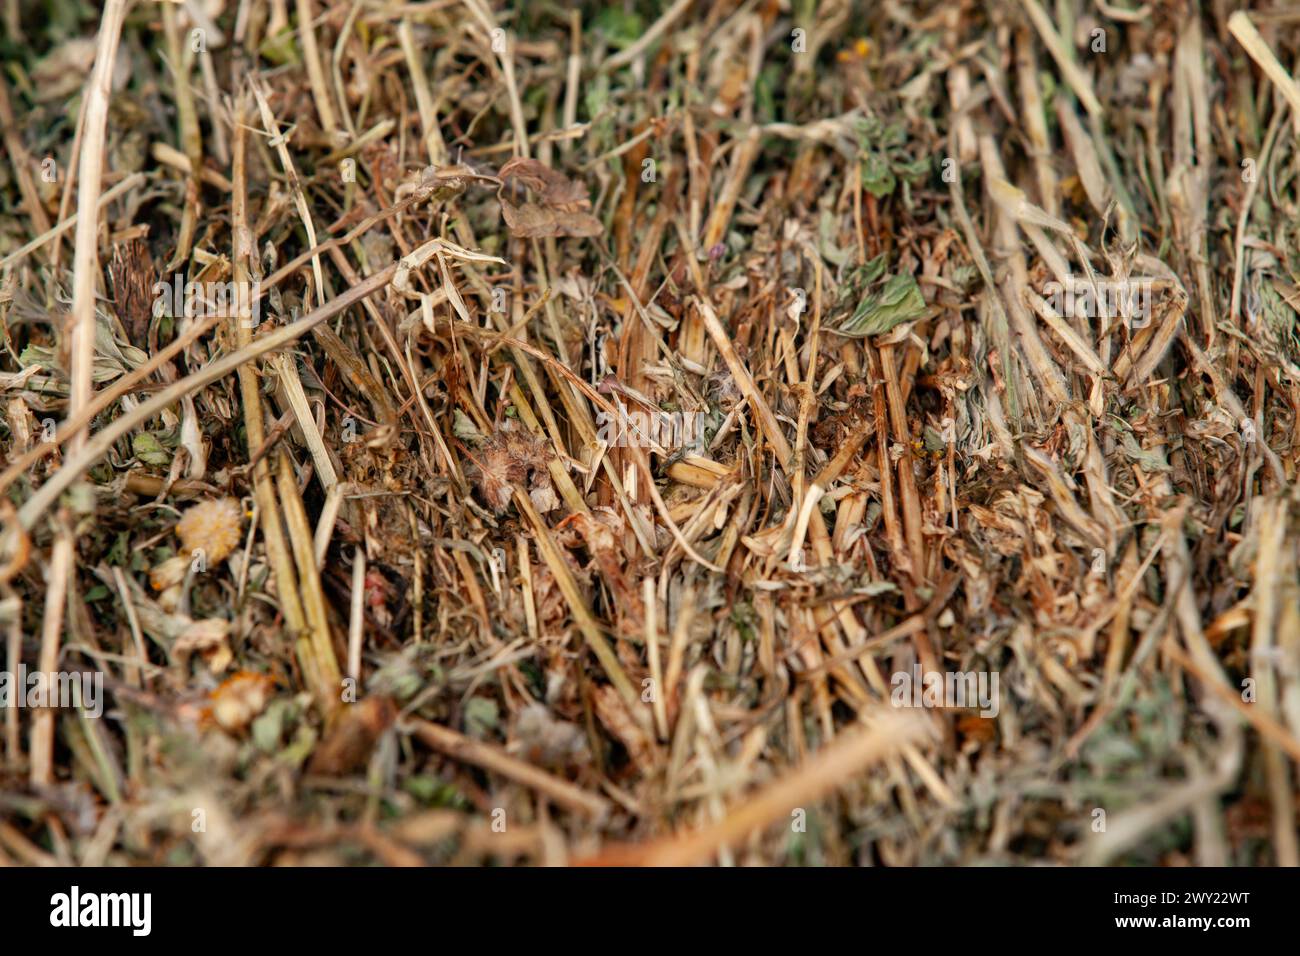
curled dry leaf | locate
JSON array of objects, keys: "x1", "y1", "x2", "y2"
[
  {"x1": 530, "y1": 556, "x2": 591, "y2": 638},
  {"x1": 528, "y1": 483, "x2": 559, "y2": 514},
  {"x1": 556, "y1": 508, "x2": 643, "y2": 634},
  {"x1": 31, "y1": 37, "x2": 130, "y2": 101},
  {"x1": 592, "y1": 685, "x2": 656, "y2": 777},
  {"x1": 149, "y1": 554, "x2": 192, "y2": 592},
  {"x1": 512, "y1": 703, "x2": 590, "y2": 770},
  {"x1": 173, "y1": 617, "x2": 234, "y2": 673},
  {"x1": 393, "y1": 164, "x2": 469, "y2": 207},
  {"x1": 496, "y1": 157, "x2": 604, "y2": 239}
]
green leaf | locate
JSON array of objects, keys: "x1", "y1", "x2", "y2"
[
  {"x1": 861, "y1": 152, "x2": 896, "y2": 198},
  {"x1": 858, "y1": 254, "x2": 888, "y2": 285},
  {"x1": 1118, "y1": 431, "x2": 1170, "y2": 472},
  {"x1": 253, "y1": 700, "x2": 289, "y2": 753},
  {"x1": 107, "y1": 531, "x2": 129, "y2": 567},
  {"x1": 280, "y1": 724, "x2": 317, "y2": 768},
  {"x1": 259, "y1": 27, "x2": 300, "y2": 66},
  {"x1": 452, "y1": 409, "x2": 483, "y2": 445},
  {"x1": 18, "y1": 344, "x2": 55, "y2": 370},
  {"x1": 835, "y1": 273, "x2": 927, "y2": 337},
  {"x1": 594, "y1": 8, "x2": 644, "y2": 48},
  {"x1": 132, "y1": 432, "x2": 171, "y2": 466},
  {"x1": 817, "y1": 206, "x2": 853, "y2": 267},
  {"x1": 464, "y1": 697, "x2": 499, "y2": 738}
]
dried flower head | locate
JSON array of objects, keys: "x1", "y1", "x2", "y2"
[
  {"x1": 175, "y1": 497, "x2": 244, "y2": 566},
  {"x1": 467, "y1": 420, "x2": 557, "y2": 514},
  {"x1": 204, "y1": 672, "x2": 277, "y2": 734}
]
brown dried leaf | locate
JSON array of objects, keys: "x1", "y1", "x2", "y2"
[
  {"x1": 308, "y1": 697, "x2": 397, "y2": 776},
  {"x1": 556, "y1": 509, "x2": 642, "y2": 633},
  {"x1": 173, "y1": 617, "x2": 234, "y2": 673},
  {"x1": 498, "y1": 157, "x2": 589, "y2": 207},
  {"x1": 591, "y1": 685, "x2": 656, "y2": 776},
  {"x1": 109, "y1": 239, "x2": 156, "y2": 347},
  {"x1": 496, "y1": 157, "x2": 604, "y2": 239},
  {"x1": 500, "y1": 201, "x2": 604, "y2": 239}
]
